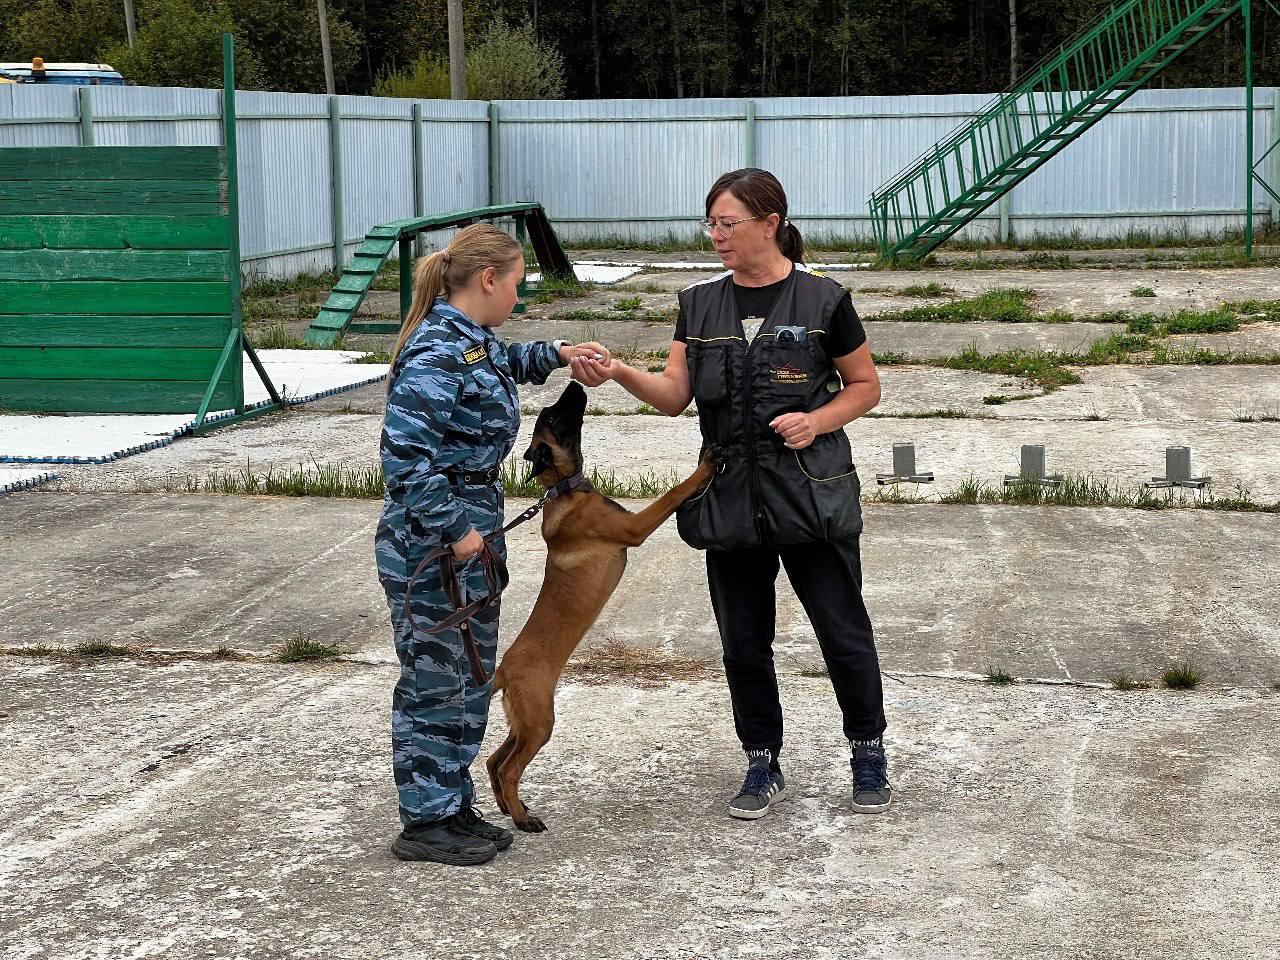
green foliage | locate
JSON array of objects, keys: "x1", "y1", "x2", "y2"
[
  {"x1": 103, "y1": 0, "x2": 264, "y2": 88},
  {"x1": 1161, "y1": 661, "x2": 1204, "y2": 690},
  {"x1": 375, "y1": 19, "x2": 564, "y2": 100},
  {"x1": 1130, "y1": 286, "x2": 1157, "y2": 298}
]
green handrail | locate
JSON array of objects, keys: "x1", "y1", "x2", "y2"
[{"x1": 303, "y1": 203, "x2": 575, "y2": 347}]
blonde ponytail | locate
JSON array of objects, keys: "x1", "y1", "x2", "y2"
[{"x1": 388, "y1": 224, "x2": 523, "y2": 375}]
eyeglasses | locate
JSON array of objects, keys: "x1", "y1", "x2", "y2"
[{"x1": 699, "y1": 215, "x2": 761, "y2": 238}]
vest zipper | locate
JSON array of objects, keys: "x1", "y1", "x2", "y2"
[{"x1": 742, "y1": 336, "x2": 765, "y2": 542}]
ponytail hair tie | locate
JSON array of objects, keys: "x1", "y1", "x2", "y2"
[{"x1": 441, "y1": 251, "x2": 452, "y2": 265}]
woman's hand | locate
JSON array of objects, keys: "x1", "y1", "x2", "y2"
[
  {"x1": 451, "y1": 528, "x2": 484, "y2": 562},
  {"x1": 570, "y1": 354, "x2": 619, "y2": 387},
  {"x1": 558, "y1": 341, "x2": 611, "y2": 366},
  {"x1": 770, "y1": 412, "x2": 817, "y2": 449}
]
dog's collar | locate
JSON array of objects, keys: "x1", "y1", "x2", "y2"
[{"x1": 547, "y1": 471, "x2": 587, "y2": 499}]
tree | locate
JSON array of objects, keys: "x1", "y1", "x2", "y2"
[{"x1": 103, "y1": 0, "x2": 263, "y2": 87}]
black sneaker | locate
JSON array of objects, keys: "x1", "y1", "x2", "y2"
[
  {"x1": 851, "y1": 737, "x2": 893, "y2": 814},
  {"x1": 728, "y1": 749, "x2": 788, "y2": 820},
  {"x1": 453, "y1": 806, "x2": 514, "y2": 851},
  {"x1": 391, "y1": 819, "x2": 498, "y2": 865}
]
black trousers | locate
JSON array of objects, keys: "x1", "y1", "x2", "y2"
[{"x1": 706, "y1": 536, "x2": 886, "y2": 753}]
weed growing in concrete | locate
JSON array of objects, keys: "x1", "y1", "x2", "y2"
[
  {"x1": 1222, "y1": 299, "x2": 1280, "y2": 323},
  {"x1": 865, "y1": 408, "x2": 974, "y2": 419},
  {"x1": 871, "y1": 351, "x2": 911, "y2": 365},
  {"x1": 798, "y1": 665, "x2": 831, "y2": 677},
  {"x1": 9, "y1": 644, "x2": 55, "y2": 657},
  {"x1": 873, "y1": 287, "x2": 1041, "y2": 323},
  {"x1": 1161, "y1": 661, "x2": 1204, "y2": 690},
  {"x1": 1130, "y1": 286, "x2": 1157, "y2": 298},
  {"x1": 75, "y1": 641, "x2": 131, "y2": 658},
  {"x1": 939, "y1": 474, "x2": 1278, "y2": 514},
  {"x1": 614, "y1": 296, "x2": 643, "y2": 311},
  {"x1": 567, "y1": 637, "x2": 708, "y2": 684},
  {"x1": 985, "y1": 667, "x2": 1016, "y2": 685},
  {"x1": 183, "y1": 463, "x2": 385, "y2": 499},
  {"x1": 247, "y1": 322, "x2": 315, "y2": 351},
  {"x1": 1161, "y1": 309, "x2": 1239, "y2": 335},
  {"x1": 898, "y1": 282, "x2": 955, "y2": 298},
  {"x1": 936, "y1": 347, "x2": 1083, "y2": 391},
  {"x1": 279, "y1": 634, "x2": 341, "y2": 663},
  {"x1": 856, "y1": 285, "x2": 896, "y2": 294},
  {"x1": 1110, "y1": 674, "x2": 1151, "y2": 690},
  {"x1": 982, "y1": 393, "x2": 1038, "y2": 405},
  {"x1": 531, "y1": 275, "x2": 594, "y2": 303},
  {"x1": 353, "y1": 350, "x2": 393, "y2": 364},
  {"x1": 1149, "y1": 345, "x2": 1280, "y2": 366}
]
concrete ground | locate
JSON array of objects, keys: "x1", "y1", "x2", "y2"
[
  {"x1": 2, "y1": 657, "x2": 1277, "y2": 960},
  {"x1": 4, "y1": 254, "x2": 1280, "y2": 958}
]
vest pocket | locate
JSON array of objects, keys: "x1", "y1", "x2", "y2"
[{"x1": 690, "y1": 344, "x2": 733, "y2": 407}]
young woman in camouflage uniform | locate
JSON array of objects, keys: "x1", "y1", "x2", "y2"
[{"x1": 376, "y1": 224, "x2": 608, "y2": 865}]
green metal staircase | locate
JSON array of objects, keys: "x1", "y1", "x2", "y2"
[
  {"x1": 869, "y1": 0, "x2": 1244, "y2": 261},
  {"x1": 303, "y1": 202, "x2": 575, "y2": 347}
]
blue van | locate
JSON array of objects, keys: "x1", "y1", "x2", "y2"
[{"x1": 0, "y1": 61, "x2": 126, "y2": 85}]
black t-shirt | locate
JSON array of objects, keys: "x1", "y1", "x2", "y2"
[{"x1": 673, "y1": 276, "x2": 866, "y2": 359}]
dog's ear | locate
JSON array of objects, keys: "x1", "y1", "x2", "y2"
[{"x1": 528, "y1": 441, "x2": 554, "y2": 477}]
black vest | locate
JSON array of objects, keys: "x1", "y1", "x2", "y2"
[{"x1": 676, "y1": 267, "x2": 864, "y2": 550}]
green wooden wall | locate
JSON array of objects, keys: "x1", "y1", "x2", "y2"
[{"x1": 0, "y1": 145, "x2": 242, "y2": 414}]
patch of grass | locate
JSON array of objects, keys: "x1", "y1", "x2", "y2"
[
  {"x1": 567, "y1": 637, "x2": 708, "y2": 685},
  {"x1": 873, "y1": 287, "x2": 1040, "y2": 323},
  {"x1": 246, "y1": 322, "x2": 315, "y2": 351},
  {"x1": 212, "y1": 644, "x2": 242, "y2": 661},
  {"x1": 278, "y1": 634, "x2": 341, "y2": 663},
  {"x1": 985, "y1": 666, "x2": 1016, "y2": 685},
  {"x1": 865, "y1": 408, "x2": 973, "y2": 419},
  {"x1": 75, "y1": 641, "x2": 131, "y2": 659},
  {"x1": 1130, "y1": 285, "x2": 1157, "y2": 298},
  {"x1": 181, "y1": 463, "x2": 386, "y2": 499},
  {"x1": 1110, "y1": 673, "x2": 1151, "y2": 691},
  {"x1": 1222, "y1": 298, "x2": 1280, "y2": 323},
  {"x1": 868, "y1": 485, "x2": 930, "y2": 504},
  {"x1": 898, "y1": 282, "x2": 955, "y2": 298},
  {"x1": 856, "y1": 285, "x2": 896, "y2": 294},
  {"x1": 1021, "y1": 252, "x2": 1077, "y2": 269},
  {"x1": 1149, "y1": 345, "x2": 1280, "y2": 366},
  {"x1": 243, "y1": 269, "x2": 340, "y2": 299},
  {"x1": 613, "y1": 295, "x2": 643, "y2": 311},
  {"x1": 1161, "y1": 309, "x2": 1239, "y2": 335},
  {"x1": 939, "y1": 473, "x2": 1280, "y2": 514},
  {"x1": 871, "y1": 351, "x2": 911, "y2": 365},
  {"x1": 353, "y1": 350, "x2": 393, "y2": 364},
  {"x1": 933, "y1": 346, "x2": 1082, "y2": 391},
  {"x1": 798, "y1": 664, "x2": 831, "y2": 677},
  {"x1": 982, "y1": 393, "x2": 1037, "y2": 405},
  {"x1": 530, "y1": 275, "x2": 594, "y2": 304},
  {"x1": 8, "y1": 643, "x2": 55, "y2": 657},
  {"x1": 1161, "y1": 661, "x2": 1204, "y2": 690}
]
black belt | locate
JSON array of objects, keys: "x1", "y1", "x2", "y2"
[{"x1": 444, "y1": 466, "x2": 500, "y2": 487}]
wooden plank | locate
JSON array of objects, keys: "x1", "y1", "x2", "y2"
[
  {"x1": 0, "y1": 216, "x2": 231, "y2": 251},
  {"x1": 0, "y1": 346, "x2": 228, "y2": 381},
  {"x1": 0, "y1": 378, "x2": 235, "y2": 414},
  {"x1": 0, "y1": 180, "x2": 226, "y2": 216},
  {"x1": 0, "y1": 250, "x2": 233, "y2": 282},
  {"x1": 0, "y1": 281, "x2": 232, "y2": 316},
  {"x1": 0, "y1": 146, "x2": 224, "y2": 182},
  {"x1": 333, "y1": 274, "x2": 371, "y2": 293},
  {"x1": 321, "y1": 291, "x2": 363, "y2": 311},
  {"x1": 0, "y1": 178, "x2": 224, "y2": 203},
  {"x1": 0, "y1": 315, "x2": 233, "y2": 349}
]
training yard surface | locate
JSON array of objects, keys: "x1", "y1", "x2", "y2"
[
  {"x1": 3, "y1": 255, "x2": 1279, "y2": 958},
  {"x1": 2, "y1": 660, "x2": 1277, "y2": 959}
]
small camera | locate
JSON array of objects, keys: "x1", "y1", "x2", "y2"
[{"x1": 774, "y1": 325, "x2": 807, "y2": 343}]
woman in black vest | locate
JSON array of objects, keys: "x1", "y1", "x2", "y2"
[{"x1": 574, "y1": 168, "x2": 891, "y2": 820}]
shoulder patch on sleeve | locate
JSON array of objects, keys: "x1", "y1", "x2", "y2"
[{"x1": 462, "y1": 344, "x2": 487, "y2": 364}]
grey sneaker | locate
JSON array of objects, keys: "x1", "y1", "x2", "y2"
[
  {"x1": 728, "y1": 749, "x2": 788, "y2": 820},
  {"x1": 851, "y1": 737, "x2": 893, "y2": 814}
]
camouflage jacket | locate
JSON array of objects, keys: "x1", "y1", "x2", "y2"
[{"x1": 380, "y1": 299, "x2": 564, "y2": 542}]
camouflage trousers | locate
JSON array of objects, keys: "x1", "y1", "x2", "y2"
[{"x1": 375, "y1": 495, "x2": 505, "y2": 827}]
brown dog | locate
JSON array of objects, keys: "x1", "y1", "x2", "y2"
[{"x1": 486, "y1": 381, "x2": 713, "y2": 833}]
